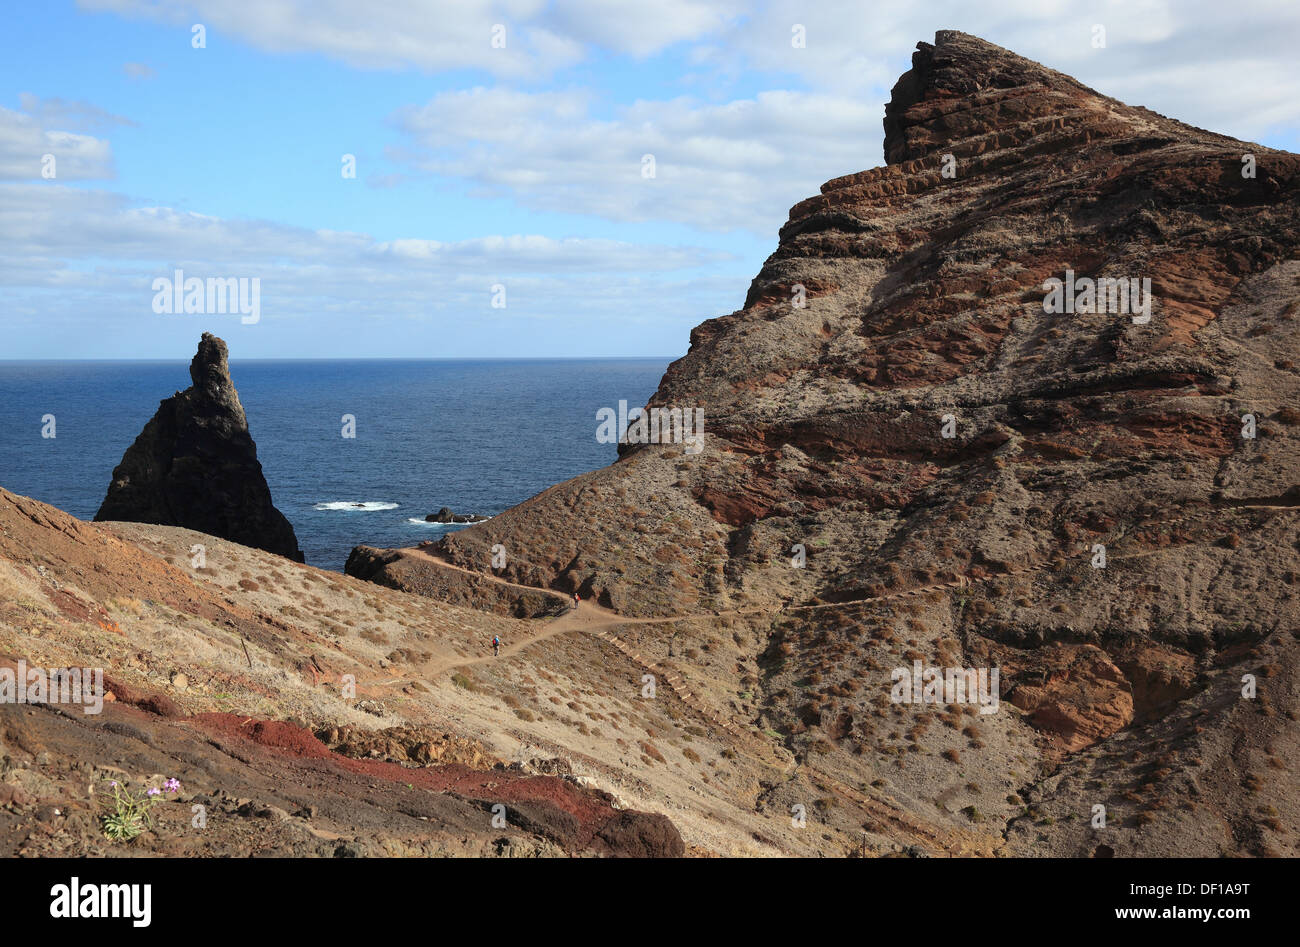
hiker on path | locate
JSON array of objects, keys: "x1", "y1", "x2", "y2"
[
  {"x1": 572, "y1": 592, "x2": 581, "y2": 611},
  {"x1": 492, "y1": 635, "x2": 500, "y2": 657}
]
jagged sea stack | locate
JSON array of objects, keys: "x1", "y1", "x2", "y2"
[{"x1": 96, "y1": 332, "x2": 304, "y2": 562}]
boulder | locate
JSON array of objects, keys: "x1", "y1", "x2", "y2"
[
  {"x1": 593, "y1": 810, "x2": 686, "y2": 858},
  {"x1": 425, "y1": 507, "x2": 489, "y2": 523}
]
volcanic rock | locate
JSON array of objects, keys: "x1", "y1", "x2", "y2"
[
  {"x1": 368, "y1": 29, "x2": 1300, "y2": 627},
  {"x1": 95, "y1": 332, "x2": 304, "y2": 561},
  {"x1": 593, "y1": 810, "x2": 687, "y2": 858},
  {"x1": 352, "y1": 31, "x2": 1300, "y2": 856},
  {"x1": 1006, "y1": 644, "x2": 1134, "y2": 751},
  {"x1": 426, "y1": 507, "x2": 489, "y2": 523}
]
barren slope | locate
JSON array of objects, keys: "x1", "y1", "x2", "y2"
[
  {"x1": 349, "y1": 32, "x2": 1300, "y2": 856},
  {"x1": 0, "y1": 488, "x2": 693, "y2": 856}
]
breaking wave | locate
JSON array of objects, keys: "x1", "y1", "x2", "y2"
[
  {"x1": 405, "y1": 516, "x2": 492, "y2": 527},
  {"x1": 313, "y1": 501, "x2": 400, "y2": 512}
]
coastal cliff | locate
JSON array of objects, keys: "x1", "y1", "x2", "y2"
[{"x1": 350, "y1": 32, "x2": 1300, "y2": 856}]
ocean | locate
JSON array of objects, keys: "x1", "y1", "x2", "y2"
[{"x1": 0, "y1": 358, "x2": 670, "y2": 570}]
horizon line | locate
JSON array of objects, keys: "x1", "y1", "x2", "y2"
[{"x1": 0, "y1": 354, "x2": 683, "y2": 363}]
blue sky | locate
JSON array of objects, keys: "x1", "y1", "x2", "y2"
[{"x1": 2, "y1": 0, "x2": 1298, "y2": 359}]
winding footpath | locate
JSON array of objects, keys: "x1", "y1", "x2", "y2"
[
  {"x1": 383, "y1": 502, "x2": 1297, "y2": 855},
  {"x1": 406, "y1": 498, "x2": 1300, "y2": 746}
]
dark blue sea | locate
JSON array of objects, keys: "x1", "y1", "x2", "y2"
[{"x1": 0, "y1": 359, "x2": 669, "y2": 570}]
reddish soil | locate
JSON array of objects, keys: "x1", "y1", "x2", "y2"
[{"x1": 188, "y1": 712, "x2": 645, "y2": 851}]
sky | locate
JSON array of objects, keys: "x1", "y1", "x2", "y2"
[{"x1": 2, "y1": 0, "x2": 1298, "y2": 359}]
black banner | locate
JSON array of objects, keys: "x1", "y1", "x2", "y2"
[{"x1": 8, "y1": 856, "x2": 1276, "y2": 933}]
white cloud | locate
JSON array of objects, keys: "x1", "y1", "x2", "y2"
[
  {"x1": 0, "y1": 101, "x2": 118, "y2": 180},
  {"x1": 0, "y1": 183, "x2": 727, "y2": 271},
  {"x1": 80, "y1": 0, "x2": 583, "y2": 79},
  {"x1": 81, "y1": 0, "x2": 747, "y2": 72},
  {"x1": 392, "y1": 87, "x2": 876, "y2": 233},
  {"x1": 123, "y1": 61, "x2": 157, "y2": 80},
  {"x1": 16, "y1": 94, "x2": 136, "y2": 133},
  {"x1": 550, "y1": 0, "x2": 741, "y2": 57},
  {"x1": 0, "y1": 180, "x2": 737, "y2": 354}
]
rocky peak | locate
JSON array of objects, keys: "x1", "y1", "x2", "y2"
[
  {"x1": 95, "y1": 333, "x2": 303, "y2": 562},
  {"x1": 883, "y1": 31, "x2": 1102, "y2": 164},
  {"x1": 187, "y1": 331, "x2": 247, "y2": 423}
]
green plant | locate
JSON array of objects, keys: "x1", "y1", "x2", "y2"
[{"x1": 99, "y1": 776, "x2": 180, "y2": 842}]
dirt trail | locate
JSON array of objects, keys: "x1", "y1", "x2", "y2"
[
  {"x1": 408, "y1": 546, "x2": 574, "y2": 602},
  {"x1": 416, "y1": 502, "x2": 1297, "y2": 631},
  {"x1": 388, "y1": 506, "x2": 1299, "y2": 854},
  {"x1": 405, "y1": 548, "x2": 773, "y2": 745},
  {"x1": 402, "y1": 507, "x2": 1300, "y2": 729},
  {"x1": 412, "y1": 510, "x2": 1299, "y2": 649},
  {"x1": 422, "y1": 596, "x2": 625, "y2": 674},
  {"x1": 401, "y1": 551, "x2": 1000, "y2": 851}
]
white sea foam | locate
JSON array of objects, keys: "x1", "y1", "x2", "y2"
[
  {"x1": 314, "y1": 501, "x2": 399, "y2": 512},
  {"x1": 405, "y1": 516, "x2": 493, "y2": 527}
]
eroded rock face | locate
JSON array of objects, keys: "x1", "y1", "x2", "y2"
[
  {"x1": 1007, "y1": 645, "x2": 1135, "y2": 751},
  {"x1": 354, "y1": 32, "x2": 1300, "y2": 855},
  {"x1": 95, "y1": 333, "x2": 304, "y2": 562},
  {"x1": 419, "y1": 29, "x2": 1300, "y2": 628}
]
